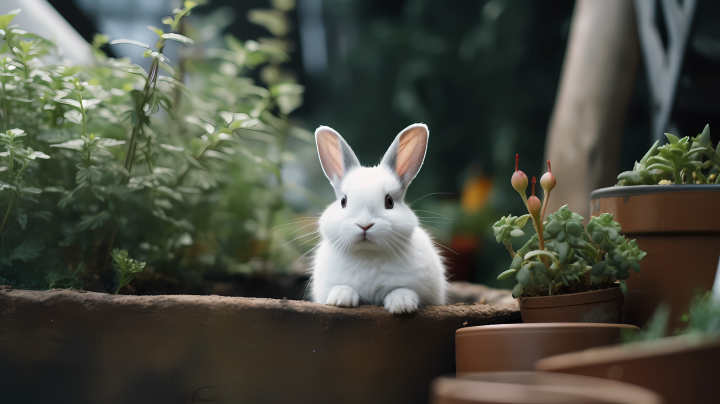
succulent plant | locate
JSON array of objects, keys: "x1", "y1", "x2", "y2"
[
  {"x1": 494, "y1": 156, "x2": 646, "y2": 298},
  {"x1": 617, "y1": 124, "x2": 720, "y2": 185}
]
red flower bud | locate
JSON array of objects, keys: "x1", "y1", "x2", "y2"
[
  {"x1": 528, "y1": 177, "x2": 542, "y2": 218},
  {"x1": 540, "y1": 160, "x2": 556, "y2": 192},
  {"x1": 511, "y1": 154, "x2": 528, "y2": 193}
]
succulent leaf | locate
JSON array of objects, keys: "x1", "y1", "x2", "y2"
[
  {"x1": 497, "y1": 268, "x2": 517, "y2": 280},
  {"x1": 493, "y1": 214, "x2": 531, "y2": 245}
]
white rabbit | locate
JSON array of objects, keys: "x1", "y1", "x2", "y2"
[{"x1": 310, "y1": 123, "x2": 447, "y2": 314}]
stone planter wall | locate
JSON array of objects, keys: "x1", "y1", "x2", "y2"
[{"x1": 0, "y1": 289, "x2": 520, "y2": 404}]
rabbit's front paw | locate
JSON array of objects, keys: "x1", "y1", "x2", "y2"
[
  {"x1": 384, "y1": 288, "x2": 419, "y2": 314},
  {"x1": 326, "y1": 285, "x2": 360, "y2": 308}
]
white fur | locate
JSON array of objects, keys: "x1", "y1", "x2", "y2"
[{"x1": 310, "y1": 124, "x2": 447, "y2": 314}]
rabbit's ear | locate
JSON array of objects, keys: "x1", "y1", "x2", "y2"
[
  {"x1": 315, "y1": 126, "x2": 360, "y2": 191},
  {"x1": 381, "y1": 123, "x2": 429, "y2": 191}
]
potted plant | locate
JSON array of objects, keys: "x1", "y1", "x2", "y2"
[
  {"x1": 492, "y1": 155, "x2": 647, "y2": 323},
  {"x1": 535, "y1": 291, "x2": 720, "y2": 404},
  {"x1": 590, "y1": 124, "x2": 720, "y2": 329}
]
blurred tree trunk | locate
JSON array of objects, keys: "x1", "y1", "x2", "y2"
[{"x1": 544, "y1": 0, "x2": 640, "y2": 220}]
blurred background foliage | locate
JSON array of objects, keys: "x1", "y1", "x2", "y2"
[{"x1": 2, "y1": 0, "x2": 720, "y2": 296}]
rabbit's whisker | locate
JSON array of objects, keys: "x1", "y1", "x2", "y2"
[
  {"x1": 272, "y1": 218, "x2": 319, "y2": 229},
  {"x1": 385, "y1": 235, "x2": 410, "y2": 264},
  {"x1": 294, "y1": 242, "x2": 322, "y2": 265},
  {"x1": 302, "y1": 275, "x2": 314, "y2": 300},
  {"x1": 413, "y1": 209, "x2": 453, "y2": 220},
  {"x1": 298, "y1": 234, "x2": 322, "y2": 246},
  {"x1": 285, "y1": 221, "x2": 320, "y2": 238},
  {"x1": 407, "y1": 192, "x2": 454, "y2": 206},
  {"x1": 279, "y1": 230, "x2": 320, "y2": 247},
  {"x1": 433, "y1": 240, "x2": 459, "y2": 255}
]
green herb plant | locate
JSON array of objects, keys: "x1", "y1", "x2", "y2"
[
  {"x1": 622, "y1": 291, "x2": 720, "y2": 343},
  {"x1": 110, "y1": 248, "x2": 146, "y2": 294},
  {"x1": 494, "y1": 155, "x2": 647, "y2": 298},
  {"x1": 617, "y1": 124, "x2": 720, "y2": 185},
  {"x1": 0, "y1": 1, "x2": 316, "y2": 293}
]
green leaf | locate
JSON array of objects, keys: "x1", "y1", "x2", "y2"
[
  {"x1": 247, "y1": 9, "x2": 289, "y2": 36},
  {"x1": 517, "y1": 265, "x2": 533, "y2": 287},
  {"x1": 497, "y1": 268, "x2": 517, "y2": 280},
  {"x1": 514, "y1": 214, "x2": 531, "y2": 229},
  {"x1": 162, "y1": 33, "x2": 195, "y2": 44},
  {"x1": 148, "y1": 26, "x2": 165, "y2": 37},
  {"x1": 511, "y1": 283, "x2": 524, "y2": 298},
  {"x1": 17, "y1": 212, "x2": 27, "y2": 229},
  {"x1": 109, "y1": 39, "x2": 151, "y2": 49},
  {"x1": 523, "y1": 250, "x2": 560, "y2": 264},
  {"x1": 56, "y1": 98, "x2": 82, "y2": 110},
  {"x1": 509, "y1": 229, "x2": 524, "y2": 237},
  {"x1": 591, "y1": 261, "x2": 607, "y2": 276},
  {"x1": 0, "y1": 9, "x2": 21, "y2": 31},
  {"x1": 646, "y1": 163, "x2": 673, "y2": 172},
  {"x1": 50, "y1": 139, "x2": 84, "y2": 150},
  {"x1": 664, "y1": 133, "x2": 680, "y2": 144},
  {"x1": 619, "y1": 280, "x2": 628, "y2": 297},
  {"x1": 76, "y1": 211, "x2": 109, "y2": 231}
]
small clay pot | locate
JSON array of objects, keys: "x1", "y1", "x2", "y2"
[
  {"x1": 535, "y1": 335, "x2": 720, "y2": 404},
  {"x1": 590, "y1": 185, "x2": 720, "y2": 330},
  {"x1": 518, "y1": 287, "x2": 623, "y2": 323},
  {"x1": 430, "y1": 371, "x2": 662, "y2": 404},
  {"x1": 456, "y1": 323, "x2": 638, "y2": 375}
]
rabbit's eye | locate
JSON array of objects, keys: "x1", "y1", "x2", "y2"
[
  {"x1": 341, "y1": 196, "x2": 347, "y2": 208},
  {"x1": 385, "y1": 194, "x2": 394, "y2": 209}
]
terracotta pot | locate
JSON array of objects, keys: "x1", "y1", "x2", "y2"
[
  {"x1": 430, "y1": 371, "x2": 662, "y2": 404},
  {"x1": 535, "y1": 335, "x2": 720, "y2": 404},
  {"x1": 590, "y1": 185, "x2": 720, "y2": 330},
  {"x1": 518, "y1": 287, "x2": 623, "y2": 323},
  {"x1": 456, "y1": 323, "x2": 638, "y2": 375}
]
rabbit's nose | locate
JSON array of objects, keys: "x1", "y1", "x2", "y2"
[{"x1": 357, "y1": 223, "x2": 375, "y2": 231}]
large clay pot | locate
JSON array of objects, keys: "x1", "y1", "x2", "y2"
[
  {"x1": 589, "y1": 185, "x2": 720, "y2": 329},
  {"x1": 456, "y1": 323, "x2": 638, "y2": 375},
  {"x1": 535, "y1": 335, "x2": 720, "y2": 404},
  {"x1": 430, "y1": 371, "x2": 662, "y2": 404},
  {"x1": 518, "y1": 287, "x2": 623, "y2": 323}
]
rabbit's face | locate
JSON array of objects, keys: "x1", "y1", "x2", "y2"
[
  {"x1": 319, "y1": 166, "x2": 418, "y2": 252},
  {"x1": 315, "y1": 124, "x2": 429, "y2": 255}
]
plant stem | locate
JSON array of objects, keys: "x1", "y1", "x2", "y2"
[
  {"x1": 541, "y1": 191, "x2": 550, "y2": 224},
  {"x1": 0, "y1": 60, "x2": 9, "y2": 131},
  {"x1": 122, "y1": 58, "x2": 160, "y2": 183},
  {"x1": 505, "y1": 243, "x2": 516, "y2": 259},
  {"x1": 8, "y1": 141, "x2": 14, "y2": 182},
  {"x1": 78, "y1": 93, "x2": 86, "y2": 139},
  {"x1": 0, "y1": 192, "x2": 16, "y2": 238}
]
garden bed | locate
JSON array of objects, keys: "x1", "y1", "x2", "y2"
[{"x1": 0, "y1": 288, "x2": 520, "y2": 404}]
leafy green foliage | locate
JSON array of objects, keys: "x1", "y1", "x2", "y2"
[
  {"x1": 622, "y1": 292, "x2": 720, "y2": 343},
  {"x1": 496, "y1": 205, "x2": 646, "y2": 298},
  {"x1": 0, "y1": 2, "x2": 317, "y2": 292},
  {"x1": 617, "y1": 125, "x2": 720, "y2": 185},
  {"x1": 111, "y1": 248, "x2": 146, "y2": 294}
]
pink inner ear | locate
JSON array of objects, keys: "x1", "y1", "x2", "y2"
[
  {"x1": 317, "y1": 130, "x2": 344, "y2": 180},
  {"x1": 396, "y1": 126, "x2": 427, "y2": 179}
]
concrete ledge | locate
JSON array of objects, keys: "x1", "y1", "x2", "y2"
[{"x1": 0, "y1": 289, "x2": 520, "y2": 404}]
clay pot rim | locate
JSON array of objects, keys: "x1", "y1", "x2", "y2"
[
  {"x1": 456, "y1": 322, "x2": 638, "y2": 336},
  {"x1": 535, "y1": 334, "x2": 720, "y2": 371},
  {"x1": 433, "y1": 371, "x2": 662, "y2": 404},
  {"x1": 590, "y1": 184, "x2": 720, "y2": 199},
  {"x1": 518, "y1": 287, "x2": 622, "y2": 309}
]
